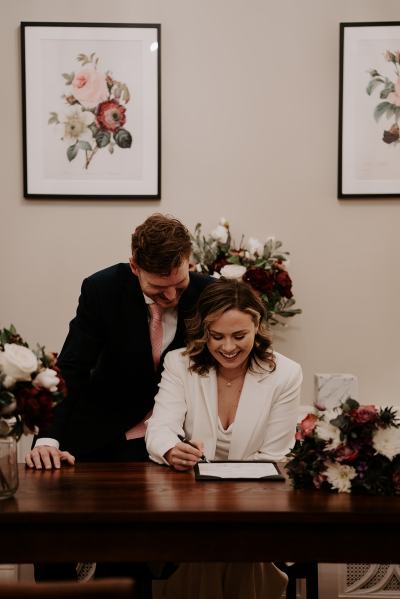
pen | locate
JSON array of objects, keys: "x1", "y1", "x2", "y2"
[{"x1": 177, "y1": 434, "x2": 209, "y2": 462}]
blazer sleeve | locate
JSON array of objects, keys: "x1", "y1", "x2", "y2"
[
  {"x1": 145, "y1": 351, "x2": 189, "y2": 464},
  {"x1": 247, "y1": 360, "x2": 303, "y2": 462}
]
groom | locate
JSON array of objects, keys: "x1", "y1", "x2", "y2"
[{"x1": 26, "y1": 213, "x2": 211, "y2": 468}]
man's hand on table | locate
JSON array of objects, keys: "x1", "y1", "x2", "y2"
[{"x1": 25, "y1": 445, "x2": 75, "y2": 470}]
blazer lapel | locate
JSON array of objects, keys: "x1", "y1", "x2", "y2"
[
  {"x1": 228, "y1": 369, "x2": 273, "y2": 460},
  {"x1": 193, "y1": 369, "x2": 218, "y2": 458}
]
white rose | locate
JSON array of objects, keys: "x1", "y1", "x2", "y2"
[
  {"x1": 33, "y1": 368, "x2": 60, "y2": 393},
  {"x1": 247, "y1": 237, "x2": 263, "y2": 257},
  {"x1": 220, "y1": 264, "x2": 247, "y2": 280},
  {"x1": 0, "y1": 344, "x2": 38, "y2": 383},
  {"x1": 324, "y1": 462, "x2": 357, "y2": 493},
  {"x1": 373, "y1": 427, "x2": 400, "y2": 460},
  {"x1": 315, "y1": 412, "x2": 342, "y2": 450},
  {"x1": 211, "y1": 224, "x2": 229, "y2": 244}
]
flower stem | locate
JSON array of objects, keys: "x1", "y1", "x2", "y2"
[{"x1": 85, "y1": 146, "x2": 98, "y2": 169}]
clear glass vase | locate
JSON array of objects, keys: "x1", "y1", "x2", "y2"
[{"x1": 0, "y1": 435, "x2": 18, "y2": 499}]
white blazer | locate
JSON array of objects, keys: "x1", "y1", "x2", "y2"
[{"x1": 145, "y1": 349, "x2": 302, "y2": 465}]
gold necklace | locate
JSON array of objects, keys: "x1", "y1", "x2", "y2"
[{"x1": 217, "y1": 372, "x2": 244, "y2": 387}]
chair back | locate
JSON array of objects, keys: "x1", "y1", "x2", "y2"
[{"x1": 0, "y1": 578, "x2": 136, "y2": 598}]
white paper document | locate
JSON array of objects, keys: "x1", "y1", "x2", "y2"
[{"x1": 197, "y1": 461, "x2": 280, "y2": 479}]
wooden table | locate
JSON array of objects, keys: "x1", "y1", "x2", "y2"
[{"x1": 0, "y1": 462, "x2": 399, "y2": 564}]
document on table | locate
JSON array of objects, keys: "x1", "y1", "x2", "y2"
[{"x1": 195, "y1": 461, "x2": 284, "y2": 481}]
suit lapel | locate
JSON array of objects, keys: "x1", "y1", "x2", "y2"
[
  {"x1": 228, "y1": 369, "x2": 273, "y2": 460},
  {"x1": 121, "y1": 266, "x2": 152, "y2": 361}
]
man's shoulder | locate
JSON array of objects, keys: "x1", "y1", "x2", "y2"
[{"x1": 85, "y1": 263, "x2": 130, "y2": 284}]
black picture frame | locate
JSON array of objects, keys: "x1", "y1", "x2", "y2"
[
  {"x1": 21, "y1": 22, "x2": 161, "y2": 200},
  {"x1": 339, "y1": 22, "x2": 400, "y2": 198}
]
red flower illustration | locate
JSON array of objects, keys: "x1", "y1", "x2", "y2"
[{"x1": 96, "y1": 99, "x2": 126, "y2": 131}]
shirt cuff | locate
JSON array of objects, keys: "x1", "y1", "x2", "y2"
[{"x1": 34, "y1": 437, "x2": 60, "y2": 449}]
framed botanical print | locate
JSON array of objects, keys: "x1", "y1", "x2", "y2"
[
  {"x1": 21, "y1": 22, "x2": 161, "y2": 199},
  {"x1": 339, "y1": 22, "x2": 400, "y2": 198}
]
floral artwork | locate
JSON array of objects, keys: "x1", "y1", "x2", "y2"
[
  {"x1": 0, "y1": 325, "x2": 66, "y2": 439},
  {"x1": 48, "y1": 53, "x2": 132, "y2": 169},
  {"x1": 286, "y1": 398, "x2": 400, "y2": 495},
  {"x1": 190, "y1": 218, "x2": 301, "y2": 326},
  {"x1": 366, "y1": 49, "x2": 400, "y2": 145}
]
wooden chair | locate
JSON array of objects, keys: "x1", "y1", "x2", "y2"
[
  {"x1": 276, "y1": 561, "x2": 319, "y2": 599},
  {"x1": 0, "y1": 578, "x2": 137, "y2": 599}
]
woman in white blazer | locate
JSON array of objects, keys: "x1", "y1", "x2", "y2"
[{"x1": 146, "y1": 279, "x2": 302, "y2": 599}]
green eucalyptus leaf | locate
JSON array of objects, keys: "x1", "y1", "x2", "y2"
[
  {"x1": 78, "y1": 140, "x2": 92, "y2": 152},
  {"x1": 95, "y1": 130, "x2": 111, "y2": 148},
  {"x1": 114, "y1": 128, "x2": 132, "y2": 149},
  {"x1": 374, "y1": 101, "x2": 392, "y2": 122},
  {"x1": 67, "y1": 143, "x2": 78, "y2": 162}
]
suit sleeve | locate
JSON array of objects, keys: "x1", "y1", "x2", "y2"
[
  {"x1": 247, "y1": 361, "x2": 303, "y2": 462},
  {"x1": 145, "y1": 351, "x2": 189, "y2": 465},
  {"x1": 37, "y1": 276, "x2": 105, "y2": 446}
]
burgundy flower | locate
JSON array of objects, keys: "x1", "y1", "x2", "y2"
[
  {"x1": 96, "y1": 99, "x2": 126, "y2": 132},
  {"x1": 243, "y1": 268, "x2": 275, "y2": 294},
  {"x1": 350, "y1": 405, "x2": 378, "y2": 424},
  {"x1": 211, "y1": 256, "x2": 229, "y2": 273},
  {"x1": 275, "y1": 269, "x2": 293, "y2": 299},
  {"x1": 16, "y1": 387, "x2": 55, "y2": 432},
  {"x1": 393, "y1": 469, "x2": 400, "y2": 494},
  {"x1": 334, "y1": 444, "x2": 359, "y2": 463}
]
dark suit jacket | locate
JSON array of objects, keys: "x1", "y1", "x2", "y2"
[{"x1": 39, "y1": 263, "x2": 210, "y2": 459}]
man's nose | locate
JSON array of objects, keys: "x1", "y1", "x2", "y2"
[{"x1": 162, "y1": 286, "x2": 177, "y2": 301}]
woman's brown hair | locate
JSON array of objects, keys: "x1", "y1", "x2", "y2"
[{"x1": 184, "y1": 279, "x2": 276, "y2": 375}]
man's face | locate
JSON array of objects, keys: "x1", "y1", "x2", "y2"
[{"x1": 130, "y1": 258, "x2": 190, "y2": 309}]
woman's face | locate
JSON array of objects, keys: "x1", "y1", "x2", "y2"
[{"x1": 206, "y1": 309, "x2": 258, "y2": 371}]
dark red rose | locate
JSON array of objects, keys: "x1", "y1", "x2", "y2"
[
  {"x1": 96, "y1": 99, "x2": 126, "y2": 131},
  {"x1": 350, "y1": 405, "x2": 378, "y2": 424},
  {"x1": 243, "y1": 268, "x2": 275, "y2": 294},
  {"x1": 393, "y1": 469, "x2": 400, "y2": 494},
  {"x1": 334, "y1": 444, "x2": 359, "y2": 462},
  {"x1": 16, "y1": 387, "x2": 55, "y2": 432},
  {"x1": 275, "y1": 269, "x2": 293, "y2": 299},
  {"x1": 211, "y1": 256, "x2": 229, "y2": 273}
]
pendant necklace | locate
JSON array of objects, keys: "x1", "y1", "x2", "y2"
[{"x1": 218, "y1": 372, "x2": 244, "y2": 387}]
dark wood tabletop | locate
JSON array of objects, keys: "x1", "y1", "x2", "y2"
[{"x1": 1, "y1": 462, "x2": 399, "y2": 564}]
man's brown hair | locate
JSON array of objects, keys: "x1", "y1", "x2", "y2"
[{"x1": 131, "y1": 213, "x2": 192, "y2": 274}]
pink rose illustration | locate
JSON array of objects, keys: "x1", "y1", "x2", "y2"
[{"x1": 72, "y1": 65, "x2": 109, "y2": 109}]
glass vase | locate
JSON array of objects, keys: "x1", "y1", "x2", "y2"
[{"x1": 0, "y1": 435, "x2": 18, "y2": 499}]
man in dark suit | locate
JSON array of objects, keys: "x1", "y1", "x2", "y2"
[{"x1": 25, "y1": 213, "x2": 210, "y2": 467}]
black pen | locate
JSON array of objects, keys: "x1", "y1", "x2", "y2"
[{"x1": 177, "y1": 434, "x2": 209, "y2": 462}]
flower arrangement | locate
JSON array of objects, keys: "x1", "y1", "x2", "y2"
[
  {"x1": 0, "y1": 325, "x2": 66, "y2": 439},
  {"x1": 48, "y1": 52, "x2": 132, "y2": 169},
  {"x1": 285, "y1": 398, "x2": 400, "y2": 495},
  {"x1": 367, "y1": 49, "x2": 400, "y2": 145},
  {"x1": 190, "y1": 218, "x2": 301, "y2": 325}
]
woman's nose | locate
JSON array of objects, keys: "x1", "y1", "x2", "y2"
[{"x1": 221, "y1": 337, "x2": 236, "y2": 351}]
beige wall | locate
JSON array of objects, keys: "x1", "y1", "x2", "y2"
[{"x1": 1, "y1": 0, "x2": 400, "y2": 407}]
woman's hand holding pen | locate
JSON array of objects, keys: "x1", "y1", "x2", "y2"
[{"x1": 164, "y1": 436, "x2": 205, "y2": 471}]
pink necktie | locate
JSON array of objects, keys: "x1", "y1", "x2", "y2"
[
  {"x1": 149, "y1": 302, "x2": 164, "y2": 370},
  {"x1": 125, "y1": 303, "x2": 163, "y2": 440}
]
